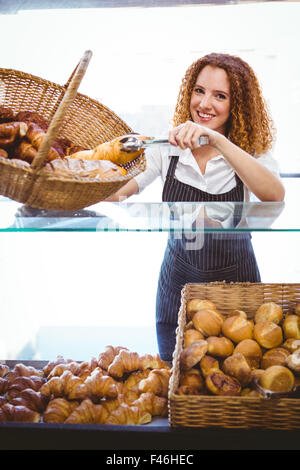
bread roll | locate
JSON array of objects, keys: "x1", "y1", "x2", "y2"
[
  {"x1": 261, "y1": 347, "x2": 290, "y2": 369},
  {"x1": 228, "y1": 310, "x2": 248, "y2": 319},
  {"x1": 183, "y1": 329, "x2": 204, "y2": 348},
  {"x1": 179, "y1": 368, "x2": 204, "y2": 390},
  {"x1": 180, "y1": 340, "x2": 208, "y2": 370},
  {"x1": 192, "y1": 309, "x2": 224, "y2": 337},
  {"x1": 233, "y1": 339, "x2": 262, "y2": 369},
  {"x1": 221, "y1": 314, "x2": 253, "y2": 343},
  {"x1": 205, "y1": 371, "x2": 241, "y2": 396},
  {"x1": 260, "y1": 365, "x2": 295, "y2": 393},
  {"x1": 206, "y1": 336, "x2": 234, "y2": 358},
  {"x1": 253, "y1": 321, "x2": 283, "y2": 349},
  {"x1": 282, "y1": 338, "x2": 300, "y2": 353},
  {"x1": 283, "y1": 315, "x2": 300, "y2": 340},
  {"x1": 222, "y1": 353, "x2": 252, "y2": 387},
  {"x1": 186, "y1": 299, "x2": 217, "y2": 321},
  {"x1": 199, "y1": 355, "x2": 219, "y2": 378},
  {"x1": 285, "y1": 349, "x2": 300, "y2": 374},
  {"x1": 254, "y1": 302, "x2": 283, "y2": 325}
]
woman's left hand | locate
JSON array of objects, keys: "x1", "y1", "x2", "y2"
[{"x1": 168, "y1": 121, "x2": 221, "y2": 150}]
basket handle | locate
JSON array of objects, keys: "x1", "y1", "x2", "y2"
[{"x1": 30, "y1": 50, "x2": 93, "y2": 171}]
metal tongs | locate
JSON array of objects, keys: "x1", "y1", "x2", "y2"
[{"x1": 120, "y1": 135, "x2": 209, "y2": 153}]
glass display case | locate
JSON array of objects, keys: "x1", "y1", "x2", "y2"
[{"x1": 0, "y1": 193, "x2": 300, "y2": 450}]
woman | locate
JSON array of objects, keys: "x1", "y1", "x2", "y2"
[{"x1": 108, "y1": 53, "x2": 285, "y2": 361}]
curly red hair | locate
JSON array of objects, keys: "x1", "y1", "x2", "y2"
[{"x1": 172, "y1": 53, "x2": 275, "y2": 156}]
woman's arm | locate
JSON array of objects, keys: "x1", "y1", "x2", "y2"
[
  {"x1": 169, "y1": 121, "x2": 285, "y2": 202},
  {"x1": 105, "y1": 178, "x2": 139, "y2": 202}
]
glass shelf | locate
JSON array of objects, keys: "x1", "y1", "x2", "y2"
[{"x1": 0, "y1": 196, "x2": 298, "y2": 232}]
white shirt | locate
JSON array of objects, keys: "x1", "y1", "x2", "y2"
[{"x1": 134, "y1": 145, "x2": 281, "y2": 202}]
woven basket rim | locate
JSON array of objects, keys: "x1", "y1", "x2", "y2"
[{"x1": 0, "y1": 66, "x2": 131, "y2": 138}]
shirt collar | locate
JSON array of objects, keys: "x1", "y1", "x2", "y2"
[{"x1": 177, "y1": 147, "x2": 224, "y2": 165}]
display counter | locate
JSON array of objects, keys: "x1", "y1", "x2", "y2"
[{"x1": 0, "y1": 196, "x2": 300, "y2": 450}]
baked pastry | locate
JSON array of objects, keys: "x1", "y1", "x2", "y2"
[
  {"x1": 206, "y1": 336, "x2": 234, "y2": 358},
  {"x1": 180, "y1": 340, "x2": 208, "y2": 370},
  {"x1": 42, "y1": 157, "x2": 127, "y2": 180},
  {"x1": 132, "y1": 392, "x2": 168, "y2": 417},
  {"x1": 294, "y1": 303, "x2": 300, "y2": 316},
  {"x1": 26, "y1": 122, "x2": 64, "y2": 161},
  {"x1": 0, "y1": 365, "x2": 9, "y2": 378},
  {"x1": 205, "y1": 371, "x2": 241, "y2": 396},
  {"x1": 69, "y1": 134, "x2": 146, "y2": 166},
  {"x1": 0, "y1": 403, "x2": 40, "y2": 422},
  {"x1": 261, "y1": 347, "x2": 291, "y2": 369},
  {"x1": 250, "y1": 368, "x2": 265, "y2": 384},
  {"x1": 228, "y1": 309, "x2": 248, "y2": 319},
  {"x1": 254, "y1": 302, "x2": 283, "y2": 324},
  {"x1": 179, "y1": 368, "x2": 204, "y2": 391},
  {"x1": 282, "y1": 338, "x2": 300, "y2": 353},
  {"x1": 65, "y1": 399, "x2": 109, "y2": 424},
  {"x1": 192, "y1": 309, "x2": 224, "y2": 337},
  {"x1": 106, "y1": 402, "x2": 152, "y2": 425},
  {"x1": 199, "y1": 355, "x2": 220, "y2": 377},
  {"x1": 282, "y1": 315, "x2": 300, "y2": 340},
  {"x1": 233, "y1": 339, "x2": 262, "y2": 369},
  {"x1": 15, "y1": 110, "x2": 49, "y2": 131},
  {"x1": 138, "y1": 369, "x2": 171, "y2": 397},
  {"x1": 221, "y1": 313, "x2": 253, "y2": 343},
  {"x1": 253, "y1": 321, "x2": 283, "y2": 349},
  {"x1": 0, "y1": 121, "x2": 28, "y2": 147},
  {"x1": 285, "y1": 349, "x2": 300, "y2": 374},
  {"x1": 260, "y1": 365, "x2": 295, "y2": 393},
  {"x1": 186, "y1": 298, "x2": 217, "y2": 321},
  {"x1": 98, "y1": 345, "x2": 129, "y2": 370},
  {"x1": 222, "y1": 353, "x2": 252, "y2": 387},
  {"x1": 0, "y1": 105, "x2": 15, "y2": 123},
  {"x1": 43, "y1": 397, "x2": 79, "y2": 423},
  {"x1": 183, "y1": 328, "x2": 204, "y2": 348},
  {"x1": 68, "y1": 369, "x2": 118, "y2": 400}
]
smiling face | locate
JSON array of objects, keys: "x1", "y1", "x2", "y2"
[{"x1": 189, "y1": 65, "x2": 231, "y2": 135}]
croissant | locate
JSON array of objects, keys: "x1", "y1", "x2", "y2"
[
  {"x1": 138, "y1": 369, "x2": 172, "y2": 398},
  {"x1": 106, "y1": 402, "x2": 152, "y2": 425},
  {"x1": 43, "y1": 398, "x2": 79, "y2": 423},
  {"x1": 13, "y1": 139, "x2": 38, "y2": 163},
  {"x1": 5, "y1": 364, "x2": 43, "y2": 384},
  {"x1": 0, "y1": 378, "x2": 8, "y2": 394},
  {"x1": 0, "y1": 403, "x2": 40, "y2": 422},
  {"x1": 69, "y1": 369, "x2": 118, "y2": 401},
  {"x1": 6, "y1": 375, "x2": 46, "y2": 399},
  {"x1": 41, "y1": 157, "x2": 127, "y2": 179},
  {"x1": 140, "y1": 354, "x2": 168, "y2": 371},
  {"x1": 69, "y1": 134, "x2": 145, "y2": 166},
  {"x1": 39, "y1": 370, "x2": 84, "y2": 399},
  {"x1": 0, "y1": 365, "x2": 9, "y2": 378},
  {"x1": 0, "y1": 121, "x2": 28, "y2": 147},
  {"x1": 25, "y1": 122, "x2": 64, "y2": 161},
  {"x1": 132, "y1": 392, "x2": 168, "y2": 417},
  {"x1": 0, "y1": 396, "x2": 7, "y2": 407},
  {"x1": 43, "y1": 355, "x2": 74, "y2": 378},
  {"x1": 9, "y1": 389, "x2": 48, "y2": 413},
  {"x1": 47, "y1": 361, "x2": 83, "y2": 379},
  {"x1": 108, "y1": 350, "x2": 142, "y2": 378},
  {"x1": 98, "y1": 345, "x2": 129, "y2": 370},
  {"x1": 15, "y1": 111, "x2": 49, "y2": 131},
  {"x1": 124, "y1": 369, "x2": 151, "y2": 393},
  {"x1": 65, "y1": 398, "x2": 109, "y2": 424}
]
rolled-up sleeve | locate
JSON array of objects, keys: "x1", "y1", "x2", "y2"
[{"x1": 134, "y1": 147, "x2": 163, "y2": 193}]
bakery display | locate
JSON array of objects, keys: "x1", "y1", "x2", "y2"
[
  {"x1": 0, "y1": 346, "x2": 170, "y2": 424},
  {"x1": 0, "y1": 106, "x2": 147, "y2": 179},
  {"x1": 175, "y1": 297, "x2": 300, "y2": 399}
]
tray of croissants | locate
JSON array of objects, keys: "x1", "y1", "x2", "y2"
[
  {"x1": 0, "y1": 346, "x2": 171, "y2": 425},
  {"x1": 169, "y1": 282, "x2": 300, "y2": 429}
]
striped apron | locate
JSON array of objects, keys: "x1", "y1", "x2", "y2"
[{"x1": 156, "y1": 155, "x2": 261, "y2": 361}]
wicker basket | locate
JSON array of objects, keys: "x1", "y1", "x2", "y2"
[
  {"x1": 169, "y1": 282, "x2": 300, "y2": 430},
  {"x1": 0, "y1": 50, "x2": 145, "y2": 211}
]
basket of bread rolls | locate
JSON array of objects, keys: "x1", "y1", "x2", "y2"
[
  {"x1": 0, "y1": 51, "x2": 146, "y2": 211},
  {"x1": 169, "y1": 282, "x2": 300, "y2": 430}
]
